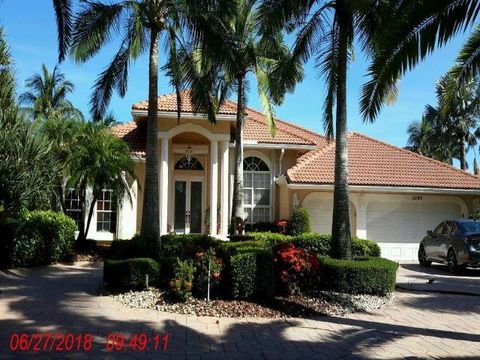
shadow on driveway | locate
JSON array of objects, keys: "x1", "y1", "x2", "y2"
[
  {"x1": 397, "y1": 263, "x2": 480, "y2": 296},
  {"x1": 0, "y1": 262, "x2": 479, "y2": 359}
]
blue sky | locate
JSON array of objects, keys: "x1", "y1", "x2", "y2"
[{"x1": 0, "y1": 1, "x2": 476, "y2": 169}]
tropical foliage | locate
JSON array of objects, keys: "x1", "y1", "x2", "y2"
[
  {"x1": 20, "y1": 64, "x2": 83, "y2": 121},
  {"x1": 180, "y1": 0, "x2": 301, "y2": 233},
  {"x1": 66, "y1": 121, "x2": 135, "y2": 243},
  {"x1": 69, "y1": 0, "x2": 230, "y2": 249},
  {"x1": 407, "y1": 71, "x2": 480, "y2": 170}
]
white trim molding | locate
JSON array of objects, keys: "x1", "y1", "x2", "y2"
[
  {"x1": 231, "y1": 141, "x2": 316, "y2": 151},
  {"x1": 158, "y1": 122, "x2": 230, "y2": 142},
  {"x1": 285, "y1": 183, "x2": 480, "y2": 195}
]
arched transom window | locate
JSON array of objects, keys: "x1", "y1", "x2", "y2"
[
  {"x1": 175, "y1": 156, "x2": 204, "y2": 170},
  {"x1": 243, "y1": 156, "x2": 270, "y2": 223}
]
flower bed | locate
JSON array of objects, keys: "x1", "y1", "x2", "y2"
[{"x1": 105, "y1": 232, "x2": 395, "y2": 317}]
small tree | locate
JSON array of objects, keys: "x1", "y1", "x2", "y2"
[
  {"x1": 66, "y1": 121, "x2": 135, "y2": 244},
  {"x1": 288, "y1": 208, "x2": 311, "y2": 236}
]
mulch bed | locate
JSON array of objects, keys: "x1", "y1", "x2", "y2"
[{"x1": 109, "y1": 288, "x2": 395, "y2": 318}]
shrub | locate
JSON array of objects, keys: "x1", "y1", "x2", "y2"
[
  {"x1": 169, "y1": 258, "x2": 195, "y2": 302},
  {"x1": 230, "y1": 249, "x2": 274, "y2": 300},
  {"x1": 291, "y1": 233, "x2": 331, "y2": 256},
  {"x1": 192, "y1": 248, "x2": 224, "y2": 298},
  {"x1": 275, "y1": 219, "x2": 289, "y2": 234},
  {"x1": 108, "y1": 238, "x2": 139, "y2": 260},
  {"x1": 9, "y1": 210, "x2": 76, "y2": 267},
  {"x1": 288, "y1": 208, "x2": 311, "y2": 235},
  {"x1": 352, "y1": 237, "x2": 381, "y2": 257},
  {"x1": 104, "y1": 258, "x2": 160, "y2": 290},
  {"x1": 273, "y1": 243, "x2": 320, "y2": 295},
  {"x1": 320, "y1": 257, "x2": 397, "y2": 295},
  {"x1": 160, "y1": 234, "x2": 219, "y2": 259}
]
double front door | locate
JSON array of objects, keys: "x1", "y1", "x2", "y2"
[{"x1": 174, "y1": 178, "x2": 203, "y2": 233}]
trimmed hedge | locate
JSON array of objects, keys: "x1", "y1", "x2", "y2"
[
  {"x1": 288, "y1": 207, "x2": 311, "y2": 235},
  {"x1": 320, "y1": 257, "x2": 398, "y2": 295},
  {"x1": 245, "y1": 232, "x2": 381, "y2": 258},
  {"x1": 230, "y1": 249, "x2": 274, "y2": 300},
  {"x1": 108, "y1": 239, "x2": 139, "y2": 260},
  {"x1": 9, "y1": 210, "x2": 76, "y2": 267},
  {"x1": 104, "y1": 258, "x2": 160, "y2": 290}
]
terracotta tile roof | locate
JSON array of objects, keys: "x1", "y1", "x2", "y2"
[
  {"x1": 111, "y1": 122, "x2": 146, "y2": 157},
  {"x1": 132, "y1": 91, "x2": 320, "y2": 146},
  {"x1": 287, "y1": 132, "x2": 480, "y2": 189},
  {"x1": 132, "y1": 90, "x2": 238, "y2": 115}
]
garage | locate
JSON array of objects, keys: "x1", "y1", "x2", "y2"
[
  {"x1": 303, "y1": 193, "x2": 356, "y2": 236},
  {"x1": 366, "y1": 199, "x2": 462, "y2": 261}
]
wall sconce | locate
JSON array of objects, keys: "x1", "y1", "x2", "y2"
[{"x1": 185, "y1": 145, "x2": 193, "y2": 163}]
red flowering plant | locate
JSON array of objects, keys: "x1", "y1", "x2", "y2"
[
  {"x1": 275, "y1": 219, "x2": 289, "y2": 234},
  {"x1": 273, "y1": 243, "x2": 320, "y2": 295},
  {"x1": 192, "y1": 248, "x2": 223, "y2": 298},
  {"x1": 169, "y1": 258, "x2": 195, "y2": 302}
]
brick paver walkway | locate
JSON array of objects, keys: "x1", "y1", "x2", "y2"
[{"x1": 0, "y1": 262, "x2": 479, "y2": 359}]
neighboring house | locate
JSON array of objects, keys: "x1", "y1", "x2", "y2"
[{"x1": 76, "y1": 91, "x2": 480, "y2": 261}]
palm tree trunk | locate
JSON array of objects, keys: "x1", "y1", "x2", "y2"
[
  {"x1": 140, "y1": 28, "x2": 161, "y2": 246},
  {"x1": 460, "y1": 133, "x2": 467, "y2": 171},
  {"x1": 83, "y1": 195, "x2": 97, "y2": 241},
  {"x1": 77, "y1": 183, "x2": 87, "y2": 243},
  {"x1": 331, "y1": 23, "x2": 352, "y2": 260},
  {"x1": 230, "y1": 75, "x2": 245, "y2": 235}
]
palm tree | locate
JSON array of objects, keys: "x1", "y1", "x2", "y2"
[
  {"x1": 70, "y1": 0, "x2": 230, "y2": 248},
  {"x1": 52, "y1": 0, "x2": 73, "y2": 62},
  {"x1": 66, "y1": 121, "x2": 135, "y2": 243},
  {"x1": 406, "y1": 115, "x2": 434, "y2": 157},
  {"x1": 437, "y1": 72, "x2": 480, "y2": 171},
  {"x1": 180, "y1": 0, "x2": 300, "y2": 234},
  {"x1": 260, "y1": 0, "x2": 480, "y2": 259},
  {"x1": 19, "y1": 64, "x2": 82, "y2": 121},
  {"x1": 0, "y1": 27, "x2": 15, "y2": 110}
]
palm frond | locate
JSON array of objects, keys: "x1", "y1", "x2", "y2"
[
  {"x1": 361, "y1": 0, "x2": 480, "y2": 122},
  {"x1": 71, "y1": 1, "x2": 125, "y2": 63},
  {"x1": 451, "y1": 25, "x2": 480, "y2": 84},
  {"x1": 53, "y1": 0, "x2": 73, "y2": 62}
]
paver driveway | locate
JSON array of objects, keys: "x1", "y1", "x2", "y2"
[{"x1": 0, "y1": 262, "x2": 479, "y2": 359}]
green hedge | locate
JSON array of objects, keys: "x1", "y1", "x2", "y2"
[
  {"x1": 230, "y1": 249, "x2": 274, "y2": 300},
  {"x1": 320, "y1": 257, "x2": 398, "y2": 295},
  {"x1": 245, "y1": 232, "x2": 381, "y2": 258},
  {"x1": 104, "y1": 258, "x2": 160, "y2": 290},
  {"x1": 9, "y1": 210, "x2": 76, "y2": 267},
  {"x1": 108, "y1": 238, "x2": 139, "y2": 259}
]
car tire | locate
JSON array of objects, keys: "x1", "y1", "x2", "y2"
[
  {"x1": 418, "y1": 246, "x2": 431, "y2": 267},
  {"x1": 447, "y1": 249, "x2": 464, "y2": 274}
]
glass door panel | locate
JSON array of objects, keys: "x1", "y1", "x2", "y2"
[
  {"x1": 189, "y1": 181, "x2": 202, "y2": 233},
  {"x1": 174, "y1": 181, "x2": 186, "y2": 233}
]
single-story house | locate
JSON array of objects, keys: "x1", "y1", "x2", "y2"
[{"x1": 67, "y1": 91, "x2": 480, "y2": 261}]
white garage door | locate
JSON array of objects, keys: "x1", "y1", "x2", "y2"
[
  {"x1": 366, "y1": 201, "x2": 461, "y2": 261},
  {"x1": 304, "y1": 195, "x2": 356, "y2": 235}
]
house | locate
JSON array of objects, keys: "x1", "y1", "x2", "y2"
[{"x1": 69, "y1": 91, "x2": 480, "y2": 261}]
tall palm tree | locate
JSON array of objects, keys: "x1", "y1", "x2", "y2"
[
  {"x1": 66, "y1": 121, "x2": 135, "y2": 243},
  {"x1": 70, "y1": 0, "x2": 230, "y2": 247},
  {"x1": 0, "y1": 27, "x2": 16, "y2": 110},
  {"x1": 406, "y1": 115, "x2": 434, "y2": 157},
  {"x1": 180, "y1": 0, "x2": 301, "y2": 233},
  {"x1": 437, "y1": 72, "x2": 480, "y2": 170},
  {"x1": 19, "y1": 64, "x2": 82, "y2": 121},
  {"x1": 260, "y1": 0, "x2": 480, "y2": 259}
]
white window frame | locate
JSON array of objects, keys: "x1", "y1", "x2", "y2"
[
  {"x1": 243, "y1": 156, "x2": 271, "y2": 224},
  {"x1": 96, "y1": 189, "x2": 117, "y2": 233},
  {"x1": 64, "y1": 188, "x2": 83, "y2": 228}
]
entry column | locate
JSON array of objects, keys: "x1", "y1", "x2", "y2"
[
  {"x1": 210, "y1": 141, "x2": 219, "y2": 235},
  {"x1": 220, "y1": 141, "x2": 229, "y2": 235},
  {"x1": 160, "y1": 138, "x2": 169, "y2": 234}
]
